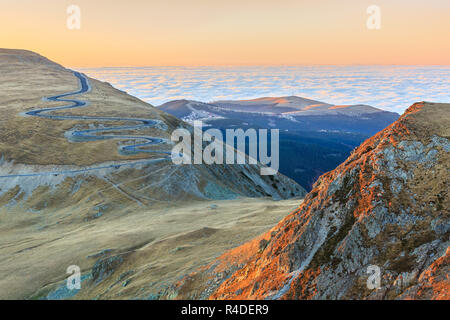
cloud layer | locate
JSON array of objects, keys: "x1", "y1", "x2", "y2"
[{"x1": 80, "y1": 66, "x2": 450, "y2": 113}]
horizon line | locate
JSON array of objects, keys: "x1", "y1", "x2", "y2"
[{"x1": 72, "y1": 64, "x2": 450, "y2": 69}]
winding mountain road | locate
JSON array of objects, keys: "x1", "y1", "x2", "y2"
[{"x1": 0, "y1": 71, "x2": 172, "y2": 179}]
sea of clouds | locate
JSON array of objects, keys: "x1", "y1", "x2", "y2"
[{"x1": 79, "y1": 65, "x2": 450, "y2": 113}]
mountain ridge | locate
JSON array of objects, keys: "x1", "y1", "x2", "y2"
[
  {"x1": 160, "y1": 96, "x2": 399, "y2": 117},
  {"x1": 0, "y1": 48, "x2": 306, "y2": 208},
  {"x1": 159, "y1": 98, "x2": 400, "y2": 190}
]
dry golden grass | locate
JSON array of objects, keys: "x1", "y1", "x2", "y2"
[{"x1": 0, "y1": 197, "x2": 301, "y2": 299}]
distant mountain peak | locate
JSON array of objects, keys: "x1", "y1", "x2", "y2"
[
  {"x1": 213, "y1": 95, "x2": 330, "y2": 113},
  {"x1": 160, "y1": 96, "x2": 398, "y2": 118}
]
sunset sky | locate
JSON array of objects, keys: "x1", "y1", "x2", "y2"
[{"x1": 2, "y1": 0, "x2": 450, "y2": 67}]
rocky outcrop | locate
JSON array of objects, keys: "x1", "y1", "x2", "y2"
[{"x1": 163, "y1": 102, "x2": 449, "y2": 300}]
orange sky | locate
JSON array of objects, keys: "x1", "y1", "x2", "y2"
[{"x1": 1, "y1": 0, "x2": 450, "y2": 67}]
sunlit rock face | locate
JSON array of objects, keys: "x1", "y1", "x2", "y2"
[{"x1": 164, "y1": 102, "x2": 449, "y2": 300}]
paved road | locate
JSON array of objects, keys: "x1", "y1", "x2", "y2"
[{"x1": 0, "y1": 71, "x2": 172, "y2": 179}]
